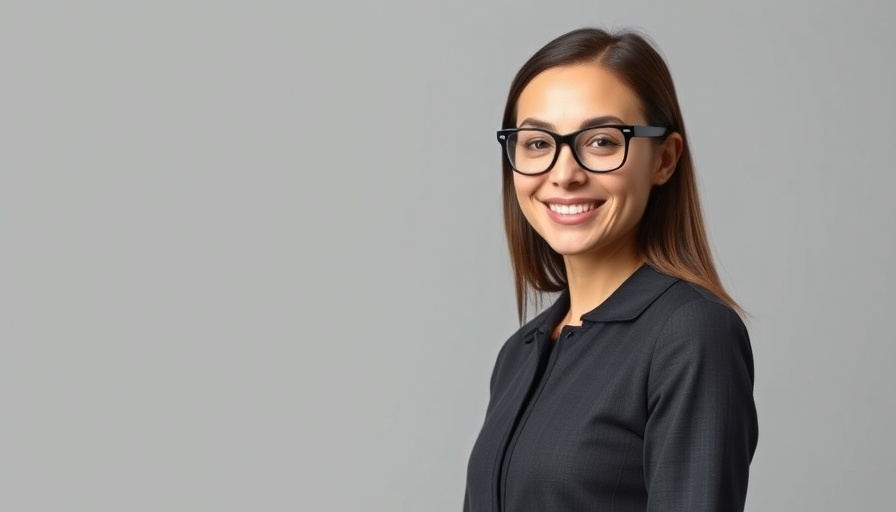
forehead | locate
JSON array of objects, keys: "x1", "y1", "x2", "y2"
[{"x1": 515, "y1": 64, "x2": 646, "y2": 129}]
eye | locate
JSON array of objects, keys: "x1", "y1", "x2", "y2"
[
  {"x1": 586, "y1": 135, "x2": 621, "y2": 148},
  {"x1": 578, "y1": 127, "x2": 625, "y2": 156},
  {"x1": 526, "y1": 139, "x2": 553, "y2": 151},
  {"x1": 515, "y1": 132, "x2": 555, "y2": 153}
]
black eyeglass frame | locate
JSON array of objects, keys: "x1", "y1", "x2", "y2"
[{"x1": 496, "y1": 124, "x2": 670, "y2": 175}]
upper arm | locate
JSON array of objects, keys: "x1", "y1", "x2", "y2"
[{"x1": 644, "y1": 298, "x2": 758, "y2": 511}]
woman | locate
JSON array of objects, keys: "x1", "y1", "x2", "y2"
[{"x1": 463, "y1": 28, "x2": 758, "y2": 511}]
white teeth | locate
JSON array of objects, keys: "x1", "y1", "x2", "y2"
[{"x1": 548, "y1": 203, "x2": 597, "y2": 215}]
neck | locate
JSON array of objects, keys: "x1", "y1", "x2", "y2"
[{"x1": 561, "y1": 241, "x2": 643, "y2": 326}]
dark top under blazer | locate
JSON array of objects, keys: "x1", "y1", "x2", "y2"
[{"x1": 463, "y1": 264, "x2": 758, "y2": 512}]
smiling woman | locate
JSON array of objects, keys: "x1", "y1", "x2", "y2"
[{"x1": 463, "y1": 28, "x2": 758, "y2": 512}]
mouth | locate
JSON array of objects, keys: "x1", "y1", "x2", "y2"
[{"x1": 545, "y1": 201, "x2": 602, "y2": 216}]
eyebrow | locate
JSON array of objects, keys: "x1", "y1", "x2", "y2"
[{"x1": 518, "y1": 115, "x2": 626, "y2": 130}]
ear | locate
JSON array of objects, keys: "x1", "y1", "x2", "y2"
[{"x1": 652, "y1": 132, "x2": 683, "y2": 186}]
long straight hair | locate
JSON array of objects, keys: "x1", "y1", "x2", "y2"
[{"x1": 502, "y1": 27, "x2": 739, "y2": 322}]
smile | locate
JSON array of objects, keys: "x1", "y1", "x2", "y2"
[{"x1": 547, "y1": 202, "x2": 600, "y2": 215}]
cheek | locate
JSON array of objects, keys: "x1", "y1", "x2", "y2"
[
  {"x1": 603, "y1": 168, "x2": 655, "y2": 211},
  {"x1": 512, "y1": 174, "x2": 538, "y2": 204},
  {"x1": 512, "y1": 175, "x2": 543, "y2": 224}
]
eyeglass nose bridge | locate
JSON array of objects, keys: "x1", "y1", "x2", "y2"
[{"x1": 548, "y1": 132, "x2": 590, "y2": 173}]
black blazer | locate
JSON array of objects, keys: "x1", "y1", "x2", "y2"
[{"x1": 464, "y1": 264, "x2": 758, "y2": 512}]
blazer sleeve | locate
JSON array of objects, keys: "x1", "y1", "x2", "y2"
[
  {"x1": 644, "y1": 298, "x2": 759, "y2": 512},
  {"x1": 463, "y1": 341, "x2": 511, "y2": 512}
]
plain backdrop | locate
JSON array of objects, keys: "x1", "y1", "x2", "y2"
[{"x1": 2, "y1": 1, "x2": 895, "y2": 511}]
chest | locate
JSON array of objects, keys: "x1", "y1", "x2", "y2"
[{"x1": 468, "y1": 321, "x2": 660, "y2": 510}]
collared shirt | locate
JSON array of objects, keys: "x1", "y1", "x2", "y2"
[{"x1": 463, "y1": 264, "x2": 758, "y2": 512}]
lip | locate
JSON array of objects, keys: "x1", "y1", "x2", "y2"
[
  {"x1": 541, "y1": 198, "x2": 604, "y2": 225},
  {"x1": 542, "y1": 197, "x2": 604, "y2": 205}
]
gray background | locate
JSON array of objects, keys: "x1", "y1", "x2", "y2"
[{"x1": 2, "y1": 1, "x2": 894, "y2": 511}]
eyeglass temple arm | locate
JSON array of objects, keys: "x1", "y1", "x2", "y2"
[{"x1": 632, "y1": 126, "x2": 668, "y2": 138}]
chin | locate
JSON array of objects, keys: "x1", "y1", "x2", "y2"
[{"x1": 543, "y1": 238, "x2": 601, "y2": 257}]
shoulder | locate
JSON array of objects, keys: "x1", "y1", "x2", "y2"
[
  {"x1": 646, "y1": 280, "x2": 755, "y2": 392},
  {"x1": 649, "y1": 278, "x2": 748, "y2": 343},
  {"x1": 489, "y1": 295, "x2": 566, "y2": 382},
  {"x1": 495, "y1": 306, "x2": 549, "y2": 360}
]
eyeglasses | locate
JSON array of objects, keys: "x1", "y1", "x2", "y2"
[{"x1": 496, "y1": 125, "x2": 669, "y2": 175}]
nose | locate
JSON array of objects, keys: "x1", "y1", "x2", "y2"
[{"x1": 549, "y1": 143, "x2": 587, "y2": 188}]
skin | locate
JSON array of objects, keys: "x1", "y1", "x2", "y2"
[{"x1": 512, "y1": 64, "x2": 683, "y2": 337}]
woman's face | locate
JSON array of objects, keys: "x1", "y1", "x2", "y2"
[{"x1": 513, "y1": 64, "x2": 678, "y2": 258}]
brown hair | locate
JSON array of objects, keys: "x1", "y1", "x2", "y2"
[{"x1": 502, "y1": 27, "x2": 740, "y2": 322}]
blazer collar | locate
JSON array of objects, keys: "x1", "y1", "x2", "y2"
[
  {"x1": 524, "y1": 264, "x2": 680, "y2": 342},
  {"x1": 523, "y1": 263, "x2": 679, "y2": 343},
  {"x1": 580, "y1": 264, "x2": 679, "y2": 322}
]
